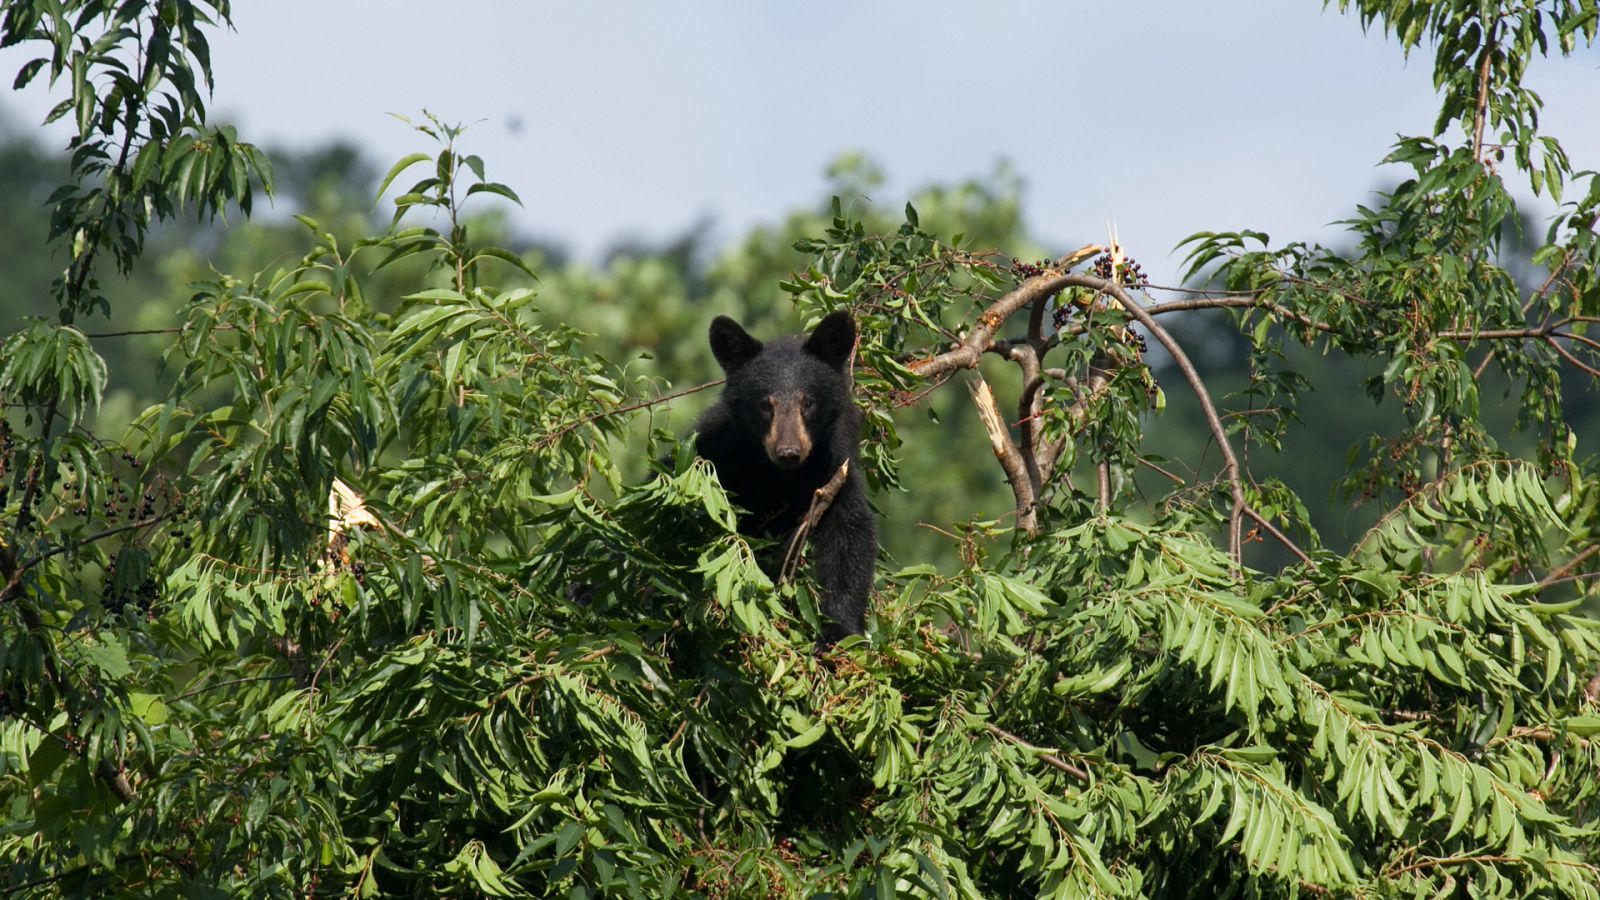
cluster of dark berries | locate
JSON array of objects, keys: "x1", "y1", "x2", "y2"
[
  {"x1": 98, "y1": 479, "x2": 159, "y2": 523},
  {"x1": 62, "y1": 703, "x2": 89, "y2": 751},
  {"x1": 103, "y1": 573, "x2": 160, "y2": 617},
  {"x1": 62, "y1": 464, "x2": 80, "y2": 504},
  {"x1": 1051, "y1": 303, "x2": 1078, "y2": 330},
  {"x1": 1092, "y1": 253, "x2": 1149, "y2": 287},
  {"x1": 1010, "y1": 258, "x2": 1052, "y2": 279},
  {"x1": 7, "y1": 478, "x2": 45, "y2": 527},
  {"x1": 1125, "y1": 329, "x2": 1149, "y2": 354}
]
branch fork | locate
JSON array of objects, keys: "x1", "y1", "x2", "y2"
[{"x1": 903, "y1": 243, "x2": 1316, "y2": 568}]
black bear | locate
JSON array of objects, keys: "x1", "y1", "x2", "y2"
[{"x1": 694, "y1": 311, "x2": 877, "y2": 642}]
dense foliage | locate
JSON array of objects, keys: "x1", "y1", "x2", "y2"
[{"x1": 3, "y1": 1, "x2": 1600, "y2": 896}]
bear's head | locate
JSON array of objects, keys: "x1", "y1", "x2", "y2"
[{"x1": 708, "y1": 312, "x2": 855, "y2": 470}]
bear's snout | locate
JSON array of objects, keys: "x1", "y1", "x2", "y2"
[
  {"x1": 763, "y1": 395, "x2": 813, "y2": 469},
  {"x1": 771, "y1": 445, "x2": 805, "y2": 468}
]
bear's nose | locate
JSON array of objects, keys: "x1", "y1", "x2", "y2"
[{"x1": 774, "y1": 446, "x2": 804, "y2": 467}]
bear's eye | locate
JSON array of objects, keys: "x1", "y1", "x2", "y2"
[
  {"x1": 760, "y1": 397, "x2": 775, "y2": 416},
  {"x1": 802, "y1": 397, "x2": 816, "y2": 414}
]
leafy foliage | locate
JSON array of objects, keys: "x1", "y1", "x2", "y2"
[
  {"x1": 1, "y1": 0, "x2": 272, "y2": 322},
  {"x1": 3, "y1": 1, "x2": 1600, "y2": 897}
]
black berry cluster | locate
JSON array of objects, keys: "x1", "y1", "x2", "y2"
[
  {"x1": 1, "y1": 423, "x2": 21, "y2": 517},
  {"x1": 102, "y1": 557, "x2": 161, "y2": 618},
  {"x1": 1093, "y1": 253, "x2": 1149, "y2": 287},
  {"x1": 100, "y1": 547, "x2": 164, "y2": 614},
  {"x1": 63, "y1": 462, "x2": 79, "y2": 509},
  {"x1": 1010, "y1": 258, "x2": 1052, "y2": 279},
  {"x1": 1126, "y1": 329, "x2": 1149, "y2": 354}
]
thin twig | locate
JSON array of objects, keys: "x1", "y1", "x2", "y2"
[
  {"x1": 1119, "y1": 288, "x2": 1599, "y2": 371},
  {"x1": 1538, "y1": 544, "x2": 1600, "y2": 591},
  {"x1": 1385, "y1": 854, "x2": 1519, "y2": 880},
  {"x1": 1241, "y1": 505, "x2": 1316, "y2": 568},
  {"x1": 1472, "y1": 348, "x2": 1498, "y2": 380},
  {"x1": 779, "y1": 462, "x2": 851, "y2": 583},
  {"x1": 12, "y1": 397, "x2": 59, "y2": 538},
  {"x1": 982, "y1": 723, "x2": 1090, "y2": 782},
  {"x1": 1138, "y1": 457, "x2": 1187, "y2": 485},
  {"x1": 308, "y1": 634, "x2": 350, "y2": 696},
  {"x1": 1562, "y1": 330, "x2": 1600, "y2": 355},
  {"x1": 173, "y1": 674, "x2": 295, "y2": 702},
  {"x1": 1545, "y1": 336, "x2": 1600, "y2": 379},
  {"x1": 5, "y1": 513, "x2": 178, "y2": 600},
  {"x1": 535, "y1": 379, "x2": 723, "y2": 450},
  {"x1": 84, "y1": 327, "x2": 213, "y2": 338},
  {"x1": 893, "y1": 372, "x2": 953, "y2": 408},
  {"x1": 1471, "y1": 20, "x2": 1497, "y2": 162}
]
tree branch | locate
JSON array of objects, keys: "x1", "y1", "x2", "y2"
[
  {"x1": 1010, "y1": 344, "x2": 1045, "y2": 500},
  {"x1": 173, "y1": 673, "x2": 295, "y2": 702},
  {"x1": 535, "y1": 379, "x2": 723, "y2": 450},
  {"x1": 1106, "y1": 289, "x2": 1599, "y2": 379},
  {"x1": 1242, "y1": 505, "x2": 1315, "y2": 568},
  {"x1": 1471, "y1": 20, "x2": 1497, "y2": 162},
  {"x1": 970, "y1": 377, "x2": 1038, "y2": 535},
  {"x1": 779, "y1": 462, "x2": 852, "y2": 583},
  {"x1": 903, "y1": 265, "x2": 1591, "y2": 568},
  {"x1": 1061, "y1": 274, "x2": 1248, "y2": 565},
  {"x1": 908, "y1": 244, "x2": 1100, "y2": 378},
  {"x1": 96, "y1": 758, "x2": 137, "y2": 804},
  {"x1": 982, "y1": 722, "x2": 1090, "y2": 782},
  {"x1": 1545, "y1": 336, "x2": 1600, "y2": 379},
  {"x1": 1538, "y1": 543, "x2": 1600, "y2": 592},
  {"x1": 2, "y1": 514, "x2": 177, "y2": 607}
]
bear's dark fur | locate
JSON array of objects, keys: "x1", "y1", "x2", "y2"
[{"x1": 694, "y1": 311, "x2": 877, "y2": 642}]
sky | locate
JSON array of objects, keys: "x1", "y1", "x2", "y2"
[{"x1": 2, "y1": 1, "x2": 1597, "y2": 282}]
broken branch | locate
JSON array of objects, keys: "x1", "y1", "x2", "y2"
[{"x1": 779, "y1": 461, "x2": 852, "y2": 583}]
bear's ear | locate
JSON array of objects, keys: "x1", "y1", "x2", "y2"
[
  {"x1": 803, "y1": 311, "x2": 856, "y2": 370},
  {"x1": 709, "y1": 316, "x2": 763, "y2": 372}
]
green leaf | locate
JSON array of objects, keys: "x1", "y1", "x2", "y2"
[{"x1": 375, "y1": 152, "x2": 432, "y2": 203}]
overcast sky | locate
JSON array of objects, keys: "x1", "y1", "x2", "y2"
[{"x1": 3, "y1": 1, "x2": 1597, "y2": 281}]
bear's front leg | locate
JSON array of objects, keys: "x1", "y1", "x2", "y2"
[{"x1": 807, "y1": 485, "x2": 877, "y2": 643}]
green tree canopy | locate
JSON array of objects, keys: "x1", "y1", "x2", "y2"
[{"x1": 2, "y1": 1, "x2": 1599, "y2": 897}]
